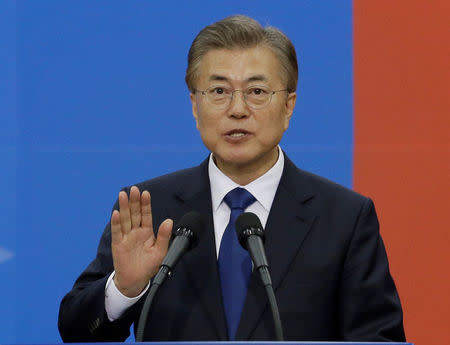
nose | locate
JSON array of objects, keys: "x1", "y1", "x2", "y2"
[{"x1": 227, "y1": 90, "x2": 249, "y2": 118}]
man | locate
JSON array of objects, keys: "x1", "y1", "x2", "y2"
[{"x1": 58, "y1": 15, "x2": 405, "y2": 342}]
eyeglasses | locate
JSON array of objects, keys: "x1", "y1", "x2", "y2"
[{"x1": 194, "y1": 85, "x2": 289, "y2": 109}]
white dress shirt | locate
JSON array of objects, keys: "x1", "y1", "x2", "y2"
[{"x1": 105, "y1": 148, "x2": 285, "y2": 321}]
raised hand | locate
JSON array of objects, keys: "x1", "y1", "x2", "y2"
[{"x1": 110, "y1": 186, "x2": 172, "y2": 297}]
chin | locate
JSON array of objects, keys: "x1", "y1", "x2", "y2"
[
  {"x1": 214, "y1": 150, "x2": 251, "y2": 166},
  {"x1": 226, "y1": 154, "x2": 265, "y2": 170}
]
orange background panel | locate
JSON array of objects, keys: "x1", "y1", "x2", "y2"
[{"x1": 353, "y1": 1, "x2": 450, "y2": 344}]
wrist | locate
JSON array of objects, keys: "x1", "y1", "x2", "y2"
[{"x1": 113, "y1": 276, "x2": 146, "y2": 298}]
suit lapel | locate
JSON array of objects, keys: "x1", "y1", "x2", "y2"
[
  {"x1": 171, "y1": 159, "x2": 228, "y2": 340},
  {"x1": 168, "y1": 155, "x2": 317, "y2": 340},
  {"x1": 236, "y1": 156, "x2": 316, "y2": 340}
]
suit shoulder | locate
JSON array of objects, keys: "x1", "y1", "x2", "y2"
[{"x1": 285, "y1": 162, "x2": 370, "y2": 207}]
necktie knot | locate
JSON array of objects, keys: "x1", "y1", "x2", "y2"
[{"x1": 223, "y1": 187, "x2": 256, "y2": 211}]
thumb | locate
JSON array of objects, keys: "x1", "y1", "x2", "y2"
[{"x1": 154, "y1": 218, "x2": 173, "y2": 254}]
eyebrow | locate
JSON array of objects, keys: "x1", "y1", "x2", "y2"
[
  {"x1": 247, "y1": 74, "x2": 267, "y2": 83},
  {"x1": 208, "y1": 74, "x2": 268, "y2": 83}
]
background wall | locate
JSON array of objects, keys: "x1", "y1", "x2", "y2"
[
  {"x1": 353, "y1": 1, "x2": 450, "y2": 344},
  {"x1": 0, "y1": 0, "x2": 447, "y2": 344}
]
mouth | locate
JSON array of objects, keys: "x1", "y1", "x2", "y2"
[
  {"x1": 225, "y1": 129, "x2": 251, "y2": 136},
  {"x1": 223, "y1": 129, "x2": 252, "y2": 142}
]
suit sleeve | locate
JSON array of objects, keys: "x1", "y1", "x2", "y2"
[
  {"x1": 338, "y1": 198, "x2": 406, "y2": 341},
  {"x1": 58, "y1": 196, "x2": 143, "y2": 342}
]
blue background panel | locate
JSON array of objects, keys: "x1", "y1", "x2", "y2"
[{"x1": 0, "y1": 1, "x2": 352, "y2": 342}]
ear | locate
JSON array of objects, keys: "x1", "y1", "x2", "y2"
[
  {"x1": 190, "y1": 93, "x2": 200, "y2": 130},
  {"x1": 283, "y1": 92, "x2": 296, "y2": 130}
]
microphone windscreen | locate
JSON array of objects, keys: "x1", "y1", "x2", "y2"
[
  {"x1": 172, "y1": 211, "x2": 204, "y2": 248},
  {"x1": 235, "y1": 212, "x2": 265, "y2": 249}
]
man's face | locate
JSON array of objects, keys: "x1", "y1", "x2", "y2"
[{"x1": 190, "y1": 46, "x2": 296, "y2": 179}]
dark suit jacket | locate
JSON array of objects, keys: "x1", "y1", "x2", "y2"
[{"x1": 58, "y1": 155, "x2": 405, "y2": 342}]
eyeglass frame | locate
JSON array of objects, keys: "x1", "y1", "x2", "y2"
[{"x1": 193, "y1": 85, "x2": 290, "y2": 109}]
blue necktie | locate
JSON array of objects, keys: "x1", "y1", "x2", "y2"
[{"x1": 218, "y1": 187, "x2": 256, "y2": 340}]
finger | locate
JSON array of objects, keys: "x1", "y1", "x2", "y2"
[
  {"x1": 154, "y1": 219, "x2": 173, "y2": 255},
  {"x1": 141, "y1": 190, "x2": 153, "y2": 234},
  {"x1": 111, "y1": 210, "x2": 122, "y2": 245},
  {"x1": 129, "y1": 186, "x2": 141, "y2": 229},
  {"x1": 118, "y1": 191, "x2": 131, "y2": 234}
]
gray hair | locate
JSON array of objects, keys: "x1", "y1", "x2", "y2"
[{"x1": 185, "y1": 15, "x2": 298, "y2": 93}]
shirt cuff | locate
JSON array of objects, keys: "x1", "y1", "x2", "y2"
[{"x1": 104, "y1": 271, "x2": 150, "y2": 321}]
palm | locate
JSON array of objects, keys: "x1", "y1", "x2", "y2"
[{"x1": 111, "y1": 186, "x2": 172, "y2": 297}]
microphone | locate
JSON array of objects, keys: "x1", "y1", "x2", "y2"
[
  {"x1": 136, "y1": 211, "x2": 204, "y2": 342},
  {"x1": 235, "y1": 212, "x2": 284, "y2": 341},
  {"x1": 235, "y1": 212, "x2": 270, "y2": 282},
  {"x1": 152, "y1": 211, "x2": 203, "y2": 286}
]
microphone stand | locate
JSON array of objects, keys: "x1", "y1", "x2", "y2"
[
  {"x1": 237, "y1": 212, "x2": 284, "y2": 341},
  {"x1": 258, "y1": 266, "x2": 284, "y2": 341},
  {"x1": 135, "y1": 211, "x2": 203, "y2": 341},
  {"x1": 135, "y1": 266, "x2": 169, "y2": 342}
]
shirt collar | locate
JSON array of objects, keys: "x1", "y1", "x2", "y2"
[{"x1": 208, "y1": 146, "x2": 284, "y2": 212}]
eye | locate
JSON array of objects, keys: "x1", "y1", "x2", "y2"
[
  {"x1": 248, "y1": 87, "x2": 268, "y2": 96},
  {"x1": 207, "y1": 86, "x2": 229, "y2": 95}
]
